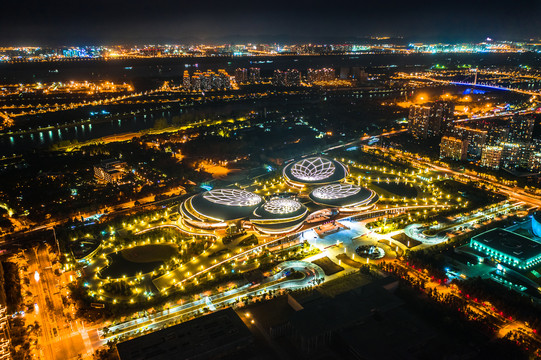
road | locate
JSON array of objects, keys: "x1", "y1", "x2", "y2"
[
  {"x1": 28, "y1": 245, "x2": 92, "y2": 360},
  {"x1": 379, "y1": 146, "x2": 541, "y2": 208}
]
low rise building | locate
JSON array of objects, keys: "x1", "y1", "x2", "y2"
[
  {"x1": 470, "y1": 228, "x2": 541, "y2": 270},
  {"x1": 93, "y1": 160, "x2": 127, "y2": 183},
  {"x1": 116, "y1": 308, "x2": 254, "y2": 360}
]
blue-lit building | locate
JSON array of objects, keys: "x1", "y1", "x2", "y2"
[
  {"x1": 470, "y1": 228, "x2": 541, "y2": 270},
  {"x1": 531, "y1": 211, "x2": 541, "y2": 238}
]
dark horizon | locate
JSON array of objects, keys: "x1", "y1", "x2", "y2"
[{"x1": 1, "y1": 0, "x2": 539, "y2": 46}]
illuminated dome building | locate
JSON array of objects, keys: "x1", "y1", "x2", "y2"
[
  {"x1": 250, "y1": 198, "x2": 308, "y2": 234},
  {"x1": 283, "y1": 156, "x2": 348, "y2": 187},
  {"x1": 180, "y1": 188, "x2": 262, "y2": 229},
  {"x1": 309, "y1": 183, "x2": 378, "y2": 211}
]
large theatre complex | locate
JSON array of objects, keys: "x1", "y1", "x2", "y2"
[{"x1": 179, "y1": 156, "x2": 378, "y2": 234}]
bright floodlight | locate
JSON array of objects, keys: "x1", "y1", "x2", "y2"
[
  {"x1": 290, "y1": 157, "x2": 335, "y2": 181},
  {"x1": 263, "y1": 198, "x2": 302, "y2": 214},
  {"x1": 202, "y1": 189, "x2": 262, "y2": 207},
  {"x1": 312, "y1": 183, "x2": 361, "y2": 199}
]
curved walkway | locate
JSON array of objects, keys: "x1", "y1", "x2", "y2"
[{"x1": 404, "y1": 223, "x2": 448, "y2": 245}]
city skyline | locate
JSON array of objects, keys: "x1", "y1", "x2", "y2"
[{"x1": 2, "y1": 2, "x2": 541, "y2": 360}]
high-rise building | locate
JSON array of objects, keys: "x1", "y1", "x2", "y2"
[
  {"x1": 272, "y1": 69, "x2": 302, "y2": 86},
  {"x1": 182, "y1": 70, "x2": 191, "y2": 90},
  {"x1": 507, "y1": 114, "x2": 535, "y2": 143},
  {"x1": 351, "y1": 67, "x2": 368, "y2": 82},
  {"x1": 339, "y1": 67, "x2": 350, "y2": 79},
  {"x1": 448, "y1": 125, "x2": 487, "y2": 158},
  {"x1": 307, "y1": 68, "x2": 317, "y2": 83},
  {"x1": 480, "y1": 145, "x2": 503, "y2": 169},
  {"x1": 500, "y1": 142, "x2": 533, "y2": 170},
  {"x1": 307, "y1": 68, "x2": 335, "y2": 83},
  {"x1": 218, "y1": 69, "x2": 231, "y2": 89},
  {"x1": 286, "y1": 69, "x2": 301, "y2": 86},
  {"x1": 201, "y1": 73, "x2": 212, "y2": 91},
  {"x1": 408, "y1": 105, "x2": 431, "y2": 139},
  {"x1": 191, "y1": 71, "x2": 202, "y2": 91},
  {"x1": 234, "y1": 68, "x2": 247, "y2": 83},
  {"x1": 272, "y1": 70, "x2": 287, "y2": 86},
  {"x1": 429, "y1": 101, "x2": 455, "y2": 135},
  {"x1": 529, "y1": 152, "x2": 541, "y2": 173},
  {"x1": 485, "y1": 126, "x2": 509, "y2": 146},
  {"x1": 409, "y1": 101, "x2": 454, "y2": 139},
  {"x1": 248, "y1": 68, "x2": 261, "y2": 82},
  {"x1": 440, "y1": 136, "x2": 469, "y2": 161}
]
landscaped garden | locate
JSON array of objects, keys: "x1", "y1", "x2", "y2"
[{"x1": 100, "y1": 244, "x2": 178, "y2": 278}]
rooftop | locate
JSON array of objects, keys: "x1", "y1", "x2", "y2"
[
  {"x1": 116, "y1": 308, "x2": 253, "y2": 360},
  {"x1": 289, "y1": 280, "x2": 403, "y2": 337},
  {"x1": 471, "y1": 228, "x2": 541, "y2": 261}
]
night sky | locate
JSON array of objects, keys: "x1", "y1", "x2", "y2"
[{"x1": 1, "y1": 0, "x2": 539, "y2": 45}]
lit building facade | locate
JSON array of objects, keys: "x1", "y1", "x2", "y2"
[
  {"x1": 439, "y1": 136, "x2": 469, "y2": 161},
  {"x1": 179, "y1": 157, "x2": 378, "y2": 234},
  {"x1": 248, "y1": 68, "x2": 261, "y2": 82},
  {"x1": 480, "y1": 145, "x2": 503, "y2": 169},
  {"x1": 235, "y1": 68, "x2": 247, "y2": 83},
  {"x1": 282, "y1": 156, "x2": 348, "y2": 188},
  {"x1": 501, "y1": 142, "x2": 532, "y2": 170},
  {"x1": 93, "y1": 160, "x2": 127, "y2": 183},
  {"x1": 470, "y1": 228, "x2": 541, "y2": 270},
  {"x1": 409, "y1": 101, "x2": 454, "y2": 139},
  {"x1": 250, "y1": 198, "x2": 309, "y2": 234}
]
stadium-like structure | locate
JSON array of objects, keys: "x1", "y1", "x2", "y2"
[{"x1": 179, "y1": 157, "x2": 379, "y2": 234}]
